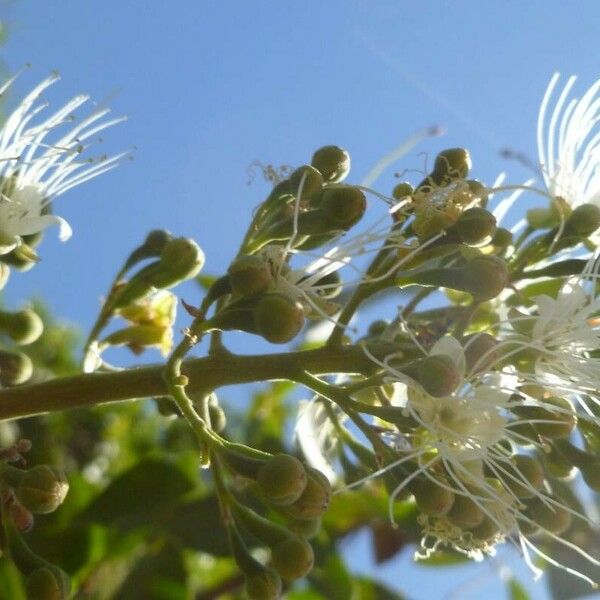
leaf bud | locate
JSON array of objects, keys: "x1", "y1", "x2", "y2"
[
  {"x1": 416, "y1": 354, "x2": 462, "y2": 397},
  {"x1": 564, "y1": 203, "x2": 600, "y2": 237},
  {"x1": 319, "y1": 185, "x2": 367, "y2": 229},
  {"x1": 392, "y1": 182, "x2": 413, "y2": 200},
  {"x1": 25, "y1": 565, "x2": 70, "y2": 600},
  {"x1": 0, "y1": 350, "x2": 33, "y2": 386},
  {"x1": 445, "y1": 494, "x2": 485, "y2": 529},
  {"x1": 289, "y1": 165, "x2": 323, "y2": 202},
  {"x1": 228, "y1": 255, "x2": 273, "y2": 297},
  {"x1": 280, "y1": 467, "x2": 331, "y2": 520},
  {"x1": 452, "y1": 207, "x2": 497, "y2": 247},
  {"x1": 271, "y1": 535, "x2": 314, "y2": 581},
  {"x1": 16, "y1": 466, "x2": 69, "y2": 514},
  {"x1": 524, "y1": 497, "x2": 571, "y2": 534},
  {"x1": 311, "y1": 145, "x2": 351, "y2": 183},
  {"x1": 254, "y1": 293, "x2": 305, "y2": 344},
  {"x1": 505, "y1": 455, "x2": 545, "y2": 499},
  {"x1": 0, "y1": 308, "x2": 44, "y2": 345},
  {"x1": 245, "y1": 568, "x2": 282, "y2": 600},
  {"x1": 257, "y1": 454, "x2": 308, "y2": 506},
  {"x1": 413, "y1": 478, "x2": 455, "y2": 516}
]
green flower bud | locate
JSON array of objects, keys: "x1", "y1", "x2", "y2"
[
  {"x1": 564, "y1": 203, "x2": 600, "y2": 237},
  {"x1": 280, "y1": 467, "x2": 331, "y2": 520},
  {"x1": 490, "y1": 227, "x2": 513, "y2": 249},
  {"x1": 319, "y1": 185, "x2": 366, "y2": 229},
  {"x1": 524, "y1": 497, "x2": 571, "y2": 534},
  {"x1": 461, "y1": 255, "x2": 509, "y2": 300},
  {"x1": 463, "y1": 333, "x2": 498, "y2": 374},
  {"x1": 466, "y1": 179, "x2": 488, "y2": 203},
  {"x1": 271, "y1": 535, "x2": 314, "y2": 581},
  {"x1": 245, "y1": 568, "x2": 282, "y2": 600},
  {"x1": 526, "y1": 207, "x2": 559, "y2": 229},
  {"x1": 367, "y1": 320, "x2": 389, "y2": 337},
  {"x1": 25, "y1": 566, "x2": 70, "y2": 600},
  {"x1": 16, "y1": 466, "x2": 69, "y2": 514},
  {"x1": 289, "y1": 165, "x2": 323, "y2": 202},
  {"x1": 518, "y1": 516, "x2": 541, "y2": 537},
  {"x1": 155, "y1": 237, "x2": 205, "y2": 285},
  {"x1": 543, "y1": 442, "x2": 576, "y2": 479},
  {"x1": 311, "y1": 145, "x2": 351, "y2": 183},
  {"x1": 0, "y1": 350, "x2": 33, "y2": 386},
  {"x1": 0, "y1": 308, "x2": 44, "y2": 345},
  {"x1": 210, "y1": 296, "x2": 260, "y2": 335},
  {"x1": 453, "y1": 207, "x2": 497, "y2": 247},
  {"x1": 413, "y1": 479, "x2": 455, "y2": 516},
  {"x1": 228, "y1": 256, "x2": 273, "y2": 297},
  {"x1": 428, "y1": 148, "x2": 471, "y2": 186},
  {"x1": 392, "y1": 182, "x2": 413, "y2": 200},
  {"x1": 505, "y1": 455, "x2": 545, "y2": 499},
  {"x1": 552, "y1": 440, "x2": 600, "y2": 490},
  {"x1": 286, "y1": 516, "x2": 322, "y2": 539},
  {"x1": 513, "y1": 397, "x2": 576, "y2": 439},
  {"x1": 417, "y1": 354, "x2": 462, "y2": 397},
  {"x1": 581, "y1": 459, "x2": 600, "y2": 492},
  {"x1": 254, "y1": 293, "x2": 305, "y2": 344},
  {"x1": 470, "y1": 516, "x2": 500, "y2": 542},
  {"x1": 124, "y1": 229, "x2": 173, "y2": 270},
  {"x1": 257, "y1": 454, "x2": 308, "y2": 506},
  {"x1": 446, "y1": 494, "x2": 485, "y2": 529}
]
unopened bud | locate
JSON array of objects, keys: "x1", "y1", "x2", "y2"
[
  {"x1": 311, "y1": 145, "x2": 351, "y2": 183},
  {"x1": 271, "y1": 535, "x2": 314, "y2": 581},
  {"x1": 25, "y1": 565, "x2": 70, "y2": 600},
  {"x1": 413, "y1": 479, "x2": 455, "y2": 516},
  {"x1": 463, "y1": 333, "x2": 498, "y2": 374},
  {"x1": 9, "y1": 502, "x2": 34, "y2": 533},
  {"x1": 254, "y1": 293, "x2": 305, "y2": 344},
  {"x1": 257, "y1": 454, "x2": 308, "y2": 506},
  {"x1": 526, "y1": 207, "x2": 559, "y2": 229},
  {"x1": 461, "y1": 255, "x2": 509, "y2": 300},
  {"x1": 367, "y1": 320, "x2": 389, "y2": 337},
  {"x1": 505, "y1": 455, "x2": 545, "y2": 499},
  {"x1": 392, "y1": 182, "x2": 413, "y2": 200},
  {"x1": 320, "y1": 185, "x2": 366, "y2": 229},
  {"x1": 280, "y1": 467, "x2": 331, "y2": 520},
  {"x1": 453, "y1": 207, "x2": 497, "y2": 246},
  {"x1": 446, "y1": 494, "x2": 485, "y2": 529},
  {"x1": 0, "y1": 350, "x2": 33, "y2": 386},
  {"x1": 543, "y1": 442, "x2": 576, "y2": 480},
  {"x1": 490, "y1": 227, "x2": 513, "y2": 249},
  {"x1": 430, "y1": 148, "x2": 471, "y2": 184},
  {"x1": 16, "y1": 466, "x2": 69, "y2": 514},
  {"x1": 470, "y1": 516, "x2": 500, "y2": 542},
  {"x1": 228, "y1": 256, "x2": 273, "y2": 296},
  {"x1": 0, "y1": 308, "x2": 44, "y2": 345},
  {"x1": 289, "y1": 165, "x2": 323, "y2": 202},
  {"x1": 245, "y1": 567, "x2": 282, "y2": 600},
  {"x1": 155, "y1": 237, "x2": 205, "y2": 285},
  {"x1": 525, "y1": 497, "x2": 571, "y2": 534},
  {"x1": 417, "y1": 354, "x2": 462, "y2": 397},
  {"x1": 1, "y1": 243, "x2": 38, "y2": 272},
  {"x1": 514, "y1": 397, "x2": 577, "y2": 439},
  {"x1": 286, "y1": 516, "x2": 321, "y2": 539},
  {"x1": 565, "y1": 203, "x2": 600, "y2": 237}
]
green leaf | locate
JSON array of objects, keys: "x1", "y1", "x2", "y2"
[{"x1": 507, "y1": 577, "x2": 530, "y2": 600}]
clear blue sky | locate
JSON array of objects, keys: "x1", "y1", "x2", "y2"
[{"x1": 3, "y1": 2, "x2": 600, "y2": 598}]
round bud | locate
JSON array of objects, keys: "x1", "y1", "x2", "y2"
[
  {"x1": 228, "y1": 256, "x2": 273, "y2": 297},
  {"x1": 530, "y1": 397, "x2": 576, "y2": 439},
  {"x1": 413, "y1": 479, "x2": 455, "y2": 516},
  {"x1": 25, "y1": 566, "x2": 70, "y2": 600},
  {"x1": 525, "y1": 497, "x2": 571, "y2": 534},
  {"x1": 156, "y1": 237, "x2": 205, "y2": 284},
  {"x1": 454, "y1": 208, "x2": 497, "y2": 247},
  {"x1": 144, "y1": 229, "x2": 172, "y2": 253},
  {"x1": 505, "y1": 455, "x2": 545, "y2": 499},
  {"x1": 245, "y1": 567, "x2": 282, "y2": 600},
  {"x1": 417, "y1": 355, "x2": 462, "y2": 397},
  {"x1": 543, "y1": 443, "x2": 576, "y2": 480},
  {"x1": 311, "y1": 145, "x2": 351, "y2": 183},
  {"x1": 461, "y1": 255, "x2": 509, "y2": 300},
  {"x1": 257, "y1": 454, "x2": 308, "y2": 506},
  {"x1": 289, "y1": 165, "x2": 323, "y2": 202},
  {"x1": 463, "y1": 333, "x2": 498, "y2": 374},
  {"x1": 281, "y1": 468, "x2": 331, "y2": 520},
  {"x1": 432, "y1": 148, "x2": 471, "y2": 181},
  {"x1": 16, "y1": 466, "x2": 69, "y2": 514},
  {"x1": 470, "y1": 516, "x2": 500, "y2": 542},
  {"x1": 466, "y1": 180, "x2": 489, "y2": 203},
  {"x1": 0, "y1": 350, "x2": 33, "y2": 386},
  {"x1": 446, "y1": 494, "x2": 485, "y2": 529},
  {"x1": 286, "y1": 516, "x2": 322, "y2": 540},
  {"x1": 0, "y1": 309, "x2": 44, "y2": 345},
  {"x1": 254, "y1": 294, "x2": 305, "y2": 344},
  {"x1": 8, "y1": 502, "x2": 34, "y2": 532},
  {"x1": 367, "y1": 320, "x2": 389, "y2": 337},
  {"x1": 271, "y1": 535, "x2": 314, "y2": 581},
  {"x1": 490, "y1": 227, "x2": 513, "y2": 249},
  {"x1": 518, "y1": 516, "x2": 541, "y2": 537},
  {"x1": 320, "y1": 186, "x2": 366, "y2": 229},
  {"x1": 392, "y1": 182, "x2": 413, "y2": 200},
  {"x1": 565, "y1": 203, "x2": 600, "y2": 236}
]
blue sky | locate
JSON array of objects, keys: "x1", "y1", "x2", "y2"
[{"x1": 3, "y1": 2, "x2": 600, "y2": 598}]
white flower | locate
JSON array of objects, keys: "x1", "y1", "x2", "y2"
[
  {"x1": 537, "y1": 73, "x2": 600, "y2": 211},
  {"x1": 0, "y1": 70, "x2": 127, "y2": 253}
]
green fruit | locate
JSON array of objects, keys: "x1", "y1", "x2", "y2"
[
  {"x1": 257, "y1": 454, "x2": 308, "y2": 506},
  {"x1": 319, "y1": 185, "x2": 366, "y2": 229},
  {"x1": 454, "y1": 207, "x2": 497, "y2": 247},
  {"x1": 254, "y1": 293, "x2": 305, "y2": 344},
  {"x1": 228, "y1": 256, "x2": 272, "y2": 296}
]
